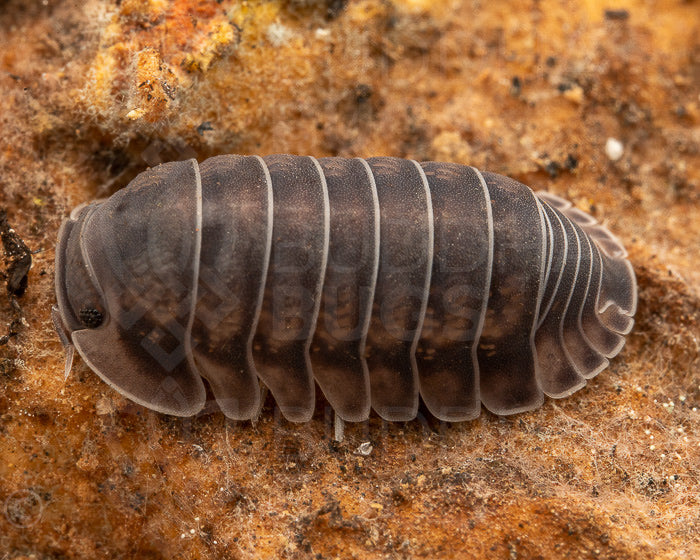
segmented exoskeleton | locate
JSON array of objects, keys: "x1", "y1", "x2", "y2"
[{"x1": 53, "y1": 155, "x2": 637, "y2": 423}]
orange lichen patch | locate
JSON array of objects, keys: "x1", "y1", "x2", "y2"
[{"x1": 113, "y1": 0, "x2": 230, "y2": 63}]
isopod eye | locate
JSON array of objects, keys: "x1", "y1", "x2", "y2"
[
  {"x1": 55, "y1": 205, "x2": 109, "y2": 335},
  {"x1": 79, "y1": 306, "x2": 104, "y2": 329}
]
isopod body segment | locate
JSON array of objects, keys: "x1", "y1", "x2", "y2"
[{"x1": 53, "y1": 155, "x2": 637, "y2": 423}]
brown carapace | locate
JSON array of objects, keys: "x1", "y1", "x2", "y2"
[{"x1": 53, "y1": 155, "x2": 637, "y2": 424}]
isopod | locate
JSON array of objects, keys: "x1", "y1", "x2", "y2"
[{"x1": 53, "y1": 155, "x2": 637, "y2": 424}]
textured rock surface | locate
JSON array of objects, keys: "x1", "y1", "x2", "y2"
[{"x1": 0, "y1": 0, "x2": 698, "y2": 558}]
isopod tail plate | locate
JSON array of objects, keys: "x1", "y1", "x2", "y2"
[{"x1": 54, "y1": 155, "x2": 638, "y2": 423}]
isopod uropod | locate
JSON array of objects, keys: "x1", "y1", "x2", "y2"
[{"x1": 53, "y1": 155, "x2": 637, "y2": 424}]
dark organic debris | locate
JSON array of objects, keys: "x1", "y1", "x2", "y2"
[
  {"x1": 0, "y1": 209, "x2": 31, "y2": 346},
  {"x1": 1, "y1": 210, "x2": 32, "y2": 297},
  {"x1": 604, "y1": 9, "x2": 630, "y2": 21},
  {"x1": 196, "y1": 121, "x2": 214, "y2": 135}
]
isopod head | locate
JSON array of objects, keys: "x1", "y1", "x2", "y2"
[{"x1": 54, "y1": 160, "x2": 208, "y2": 416}]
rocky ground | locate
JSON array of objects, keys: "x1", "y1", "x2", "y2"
[{"x1": 0, "y1": 0, "x2": 698, "y2": 558}]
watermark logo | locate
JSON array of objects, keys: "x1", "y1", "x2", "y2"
[{"x1": 4, "y1": 489, "x2": 44, "y2": 528}]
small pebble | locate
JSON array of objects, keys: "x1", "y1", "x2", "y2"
[
  {"x1": 563, "y1": 85, "x2": 584, "y2": 104},
  {"x1": 355, "y1": 442, "x2": 373, "y2": 456},
  {"x1": 266, "y1": 23, "x2": 293, "y2": 47},
  {"x1": 605, "y1": 137, "x2": 624, "y2": 161}
]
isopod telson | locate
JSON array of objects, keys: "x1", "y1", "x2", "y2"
[{"x1": 53, "y1": 155, "x2": 637, "y2": 425}]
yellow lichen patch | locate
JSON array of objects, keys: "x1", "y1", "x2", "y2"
[
  {"x1": 74, "y1": 0, "x2": 251, "y2": 137},
  {"x1": 344, "y1": 0, "x2": 391, "y2": 27},
  {"x1": 78, "y1": 42, "x2": 177, "y2": 127},
  {"x1": 118, "y1": 0, "x2": 169, "y2": 22},
  {"x1": 125, "y1": 107, "x2": 147, "y2": 121},
  {"x1": 228, "y1": 0, "x2": 285, "y2": 42},
  {"x1": 181, "y1": 21, "x2": 239, "y2": 73}
]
